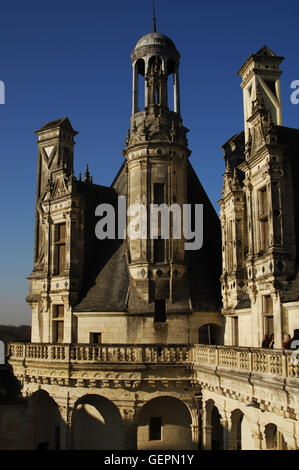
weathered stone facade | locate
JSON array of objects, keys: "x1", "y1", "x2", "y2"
[
  {"x1": 220, "y1": 46, "x2": 299, "y2": 349},
  {"x1": 3, "y1": 35, "x2": 299, "y2": 450}
]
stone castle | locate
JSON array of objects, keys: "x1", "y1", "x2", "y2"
[{"x1": 1, "y1": 28, "x2": 299, "y2": 450}]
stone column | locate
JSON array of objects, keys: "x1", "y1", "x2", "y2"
[
  {"x1": 191, "y1": 424, "x2": 200, "y2": 450},
  {"x1": 120, "y1": 406, "x2": 138, "y2": 450},
  {"x1": 202, "y1": 425, "x2": 213, "y2": 450},
  {"x1": 64, "y1": 393, "x2": 79, "y2": 450},
  {"x1": 174, "y1": 70, "x2": 180, "y2": 114},
  {"x1": 220, "y1": 417, "x2": 229, "y2": 450},
  {"x1": 144, "y1": 57, "x2": 149, "y2": 107},
  {"x1": 57, "y1": 404, "x2": 69, "y2": 450},
  {"x1": 132, "y1": 63, "x2": 139, "y2": 115},
  {"x1": 53, "y1": 392, "x2": 74, "y2": 450},
  {"x1": 251, "y1": 426, "x2": 263, "y2": 450}
]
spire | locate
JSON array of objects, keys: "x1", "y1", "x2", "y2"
[
  {"x1": 152, "y1": 0, "x2": 157, "y2": 32},
  {"x1": 84, "y1": 164, "x2": 90, "y2": 183}
]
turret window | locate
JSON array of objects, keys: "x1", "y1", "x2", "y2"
[
  {"x1": 153, "y1": 184, "x2": 166, "y2": 262},
  {"x1": 263, "y1": 295, "x2": 273, "y2": 314},
  {"x1": 54, "y1": 223, "x2": 66, "y2": 275},
  {"x1": 52, "y1": 305, "x2": 64, "y2": 343},
  {"x1": 263, "y1": 295, "x2": 273, "y2": 338},
  {"x1": 258, "y1": 187, "x2": 269, "y2": 252},
  {"x1": 153, "y1": 183, "x2": 165, "y2": 204}
]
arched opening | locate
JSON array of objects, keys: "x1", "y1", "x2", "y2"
[
  {"x1": 29, "y1": 390, "x2": 63, "y2": 450},
  {"x1": 198, "y1": 323, "x2": 223, "y2": 345},
  {"x1": 72, "y1": 394, "x2": 123, "y2": 450},
  {"x1": 230, "y1": 409, "x2": 244, "y2": 450},
  {"x1": 137, "y1": 396, "x2": 192, "y2": 450},
  {"x1": 136, "y1": 58, "x2": 145, "y2": 111},
  {"x1": 265, "y1": 423, "x2": 287, "y2": 450},
  {"x1": 167, "y1": 59, "x2": 176, "y2": 111},
  {"x1": 211, "y1": 406, "x2": 224, "y2": 450}
]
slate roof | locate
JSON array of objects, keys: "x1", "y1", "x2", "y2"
[
  {"x1": 74, "y1": 160, "x2": 222, "y2": 313},
  {"x1": 75, "y1": 242, "x2": 130, "y2": 312},
  {"x1": 36, "y1": 117, "x2": 78, "y2": 134},
  {"x1": 276, "y1": 125, "x2": 299, "y2": 148}
]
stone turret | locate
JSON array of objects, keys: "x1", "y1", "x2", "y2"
[{"x1": 123, "y1": 31, "x2": 192, "y2": 316}]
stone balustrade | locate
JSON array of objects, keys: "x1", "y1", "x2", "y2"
[
  {"x1": 191, "y1": 344, "x2": 299, "y2": 379},
  {"x1": 6, "y1": 342, "x2": 299, "y2": 379},
  {"x1": 6, "y1": 342, "x2": 190, "y2": 364}
]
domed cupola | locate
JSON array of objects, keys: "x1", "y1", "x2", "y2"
[{"x1": 130, "y1": 29, "x2": 181, "y2": 116}]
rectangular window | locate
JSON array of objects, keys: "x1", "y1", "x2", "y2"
[
  {"x1": 154, "y1": 238, "x2": 165, "y2": 262},
  {"x1": 153, "y1": 183, "x2": 165, "y2": 204},
  {"x1": 258, "y1": 187, "x2": 268, "y2": 218},
  {"x1": 227, "y1": 219, "x2": 233, "y2": 272},
  {"x1": 263, "y1": 295, "x2": 273, "y2": 314},
  {"x1": 54, "y1": 322, "x2": 64, "y2": 343},
  {"x1": 53, "y1": 305, "x2": 64, "y2": 343},
  {"x1": 198, "y1": 325, "x2": 212, "y2": 345},
  {"x1": 149, "y1": 417, "x2": 162, "y2": 441},
  {"x1": 154, "y1": 300, "x2": 166, "y2": 322},
  {"x1": 90, "y1": 333, "x2": 102, "y2": 344},
  {"x1": 258, "y1": 187, "x2": 269, "y2": 252},
  {"x1": 264, "y1": 316, "x2": 274, "y2": 337},
  {"x1": 54, "y1": 223, "x2": 66, "y2": 275},
  {"x1": 260, "y1": 219, "x2": 269, "y2": 252}
]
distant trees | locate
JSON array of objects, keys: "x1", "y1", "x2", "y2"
[{"x1": 0, "y1": 325, "x2": 31, "y2": 342}]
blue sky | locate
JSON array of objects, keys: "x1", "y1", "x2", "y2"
[{"x1": 0, "y1": 0, "x2": 298, "y2": 325}]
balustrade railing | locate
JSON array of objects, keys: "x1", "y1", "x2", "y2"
[
  {"x1": 192, "y1": 345, "x2": 298, "y2": 379},
  {"x1": 6, "y1": 342, "x2": 190, "y2": 364},
  {"x1": 6, "y1": 342, "x2": 299, "y2": 379}
]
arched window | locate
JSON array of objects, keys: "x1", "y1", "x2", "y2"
[
  {"x1": 132, "y1": 58, "x2": 145, "y2": 114},
  {"x1": 167, "y1": 59, "x2": 176, "y2": 111},
  {"x1": 265, "y1": 423, "x2": 287, "y2": 450}
]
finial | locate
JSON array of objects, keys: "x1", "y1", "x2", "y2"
[
  {"x1": 84, "y1": 164, "x2": 90, "y2": 183},
  {"x1": 152, "y1": 0, "x2": 157, "y2": 32}
]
